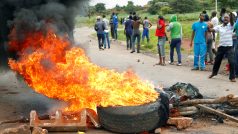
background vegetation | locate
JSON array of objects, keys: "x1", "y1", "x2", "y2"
[{"x1": 76, "y1": 0, "x2": 238, "y2": 53}]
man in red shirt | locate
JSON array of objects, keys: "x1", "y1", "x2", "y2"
[{"x1": 155, "y1": 16, "x2": 166, "y2": 65}]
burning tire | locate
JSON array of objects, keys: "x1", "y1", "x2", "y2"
[{"x1": 97, "y1": 92, "x2": 169, "y2": 134}]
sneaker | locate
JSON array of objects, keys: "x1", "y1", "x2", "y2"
[
  {"x1": 168, "y1": 61, "x2": 174, "y2": 65},
  {"x1": 177, "y1": 63, "x2": 182, "y2": 66},
  {"x1": 191, "y1": 67, "x2": 199, "y2": 71},
  {"x1": 230, "y1": 79, "x2": 236, "y2": 82},
  {"x1": 200, "y1": 68, "x2": 206, "y2": 71}
]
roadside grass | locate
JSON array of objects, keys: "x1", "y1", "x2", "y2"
[
  {"x1": 75, "y1": 12, "x2": 201, "y2": 28},
  {"x1": 81, "y1": 12, "x2": 200, "y2": 54},
  {"x1": 117, "y1": 20, "x2": 192, "y2": 53}
]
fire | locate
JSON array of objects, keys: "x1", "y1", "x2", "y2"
[{"x1": 8, "y1": 29, "x2": 158, "y2": 112}]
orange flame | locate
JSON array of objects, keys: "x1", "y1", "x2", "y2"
[{"x1": 8, "y1": 29, "x2": 158, "y2": 112}]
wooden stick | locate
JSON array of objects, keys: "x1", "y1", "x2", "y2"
[
  {"x1": 180, "y1": 95, "x2": 238, "y2": 106},
  {"x1": 196, "y1": 104, "x2": 238, "y2": 123}
]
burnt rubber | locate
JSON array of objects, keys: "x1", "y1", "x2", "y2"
[{"x1": 97, "y1": 91, "x2": 169, "y2": 134}]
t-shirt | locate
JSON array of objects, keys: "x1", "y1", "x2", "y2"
[
  {"x1": 103, "y1": 18, "x2": 109, "y2": 33},
  {"x1": 234, "y1": 23, "x2": 238, "y2": 37},
  {"x1": 211, "y1": 17, "x2": 219, "y2": 27},
  {"x1": 113, "y1": 15, "x2": 118, "y2": 26},
  {"x1": 155, "y1": 19, "x2": 165, "y2": 37},
  {"x1": 125, "y1": 19, "x2": 133, "y2": 36},
  {"x1": 167, "y1": 22, "x2": 182, "y2": 39},
  {"x1": 214, "y1": 23, "x2": 234, "y2": 47},
  {"x1": 192, "y1": 21, "x2": 208, "y2": 44},
  {"x1": 143, "y1": 20, "x2": 150, "y2": 29}
]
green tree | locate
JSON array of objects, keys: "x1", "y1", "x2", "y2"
[
  {"x1": 218, "y1": 0, "x2": 238, "y2": 9},
  {"x1": 115, "y1": 4, "x2": 122, "y2": 12},
  {"x1": 95, "y1": 3, "x2": 106, "y2": 13},
  {"x1": 124, "y1": 1, "x2": 136, "y2": 13},
  {"x1": 171, "y1": 0, "x2": 201, "y2": 13},
  {"x1": 87, "y1": 6, "x2": 96, "y2": 18},
  {"x1": 147, "y1": 0, "x2": 169, "y2": 15},
  {"x1": 160, "y1": 6, "x2": 172, "y2": 14}
]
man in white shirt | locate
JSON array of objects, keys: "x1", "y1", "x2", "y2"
[
  {"x1": 102, "y1": 15, "x2": 110, "y2": 49},
  {"x1": 209, "y1": 13, "x2": 236, "y2": 82}
]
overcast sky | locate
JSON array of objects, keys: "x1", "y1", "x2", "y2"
[{"x1": 90, "y1": 0, "x2": 150, "y2": 9}]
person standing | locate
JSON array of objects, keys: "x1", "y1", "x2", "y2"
[
  {"x1": 112, "y1": 13, "x2": 118, "y2": 40},
  {"x1": 190, "y1": 13, "x2": 208, "y2": 71},
  {"x1": 94, "y1": 16, "x2": 105, "y2": 50},
  {"x1": 102, "y1": 15, "x2": 110, "y2": 49},
  {"x1": 219, "y1": 8, "x2": 227, "y2": 23},
  {"x1": 155, "y1": 16, "x2": 166, "y2": 66},
  {"x1": 211, "y1": 11, "x2": 219, "y2": 55},
  {"x1": 209, "y1": 13, "x2": 236, "y2": 82},
  {"x1": 203, "y1": 10, "x2": 210, "y2": 22},
  {"x1": 205, "y1": 22, "x2": 214, "y2": 65},
  {"x1": 124, "y1": 16, "x2": 133, "y2": 50},
  {"x1": 167, "y1": 15, "x2": 182, "y2": 66},
  {"x1": 142, "y1": 17, "x2": 152, "y2": 43},
  {"x1": 131, "y1": 16, "x2": 142, "y2": 53},
  {"x1": 110, "y1": 14, "x2": 115, "y2": 39},
  {"x1": 233, "y1": 15, "x2": 238, "y2": 78}
]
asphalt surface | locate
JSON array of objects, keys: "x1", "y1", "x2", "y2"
[{"x1": 0, "y1": 27, "x2": 237, "y2": 134}]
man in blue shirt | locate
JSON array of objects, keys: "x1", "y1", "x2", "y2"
[
  {"x1": 112, "y1": 13, "x2": 118, "y2": 40},
  {"x1": 190, "y1": 13, "x2": 208, "y2": 71}
]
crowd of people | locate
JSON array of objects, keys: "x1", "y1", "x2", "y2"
[{"x1": 94, "y1": 9, "x2": 238, "y2": 82}]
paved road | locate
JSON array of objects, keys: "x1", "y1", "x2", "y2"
[
  {"x1": 0, "y1": 27, "x2": 237, "y2": 134},
  {"x1": 75, "y1": 27, "x2": 238, "y2": 98}
]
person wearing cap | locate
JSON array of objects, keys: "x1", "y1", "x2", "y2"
[
  {"x1": 190, "y1": 13, "x2": 208, "y2": 71},
  {"x1": 102, "y1": 15, "x2": 110, "y2": 49},
  {"x1": 155, "y1": 15, "x2": 166, "y2": 66},
  {"x1": 142, "y1": 17, "x2": 152, "y2": 43},
  {"x1": 167, "y1": 15, "x2": 183, "y2": 66},
  {"x1": 209, "y1": 13, "x2": 236, "y2": 82},
  {"x1": 94, "y1": 16, "x2": 106, "y2": 50}
]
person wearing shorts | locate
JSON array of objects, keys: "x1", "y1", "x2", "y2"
[
  {"x1": 155, "y1": 16, "x2": 166, "y2": 66},
  {"x1": 142, "y1": 17, "x2": 152, "y2": 43}
]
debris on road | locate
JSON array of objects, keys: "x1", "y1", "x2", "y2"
[
  {"x1": 167, "y1": 117, "x2": 193, "y2": 129},
  {"x1": 1, "y1": 125, "x2": 30, "y2": 134},
  {"x1": 197, "y1": 104, "x2": 238, "y2": 123},
  {"x1": 161, "y1": 82, "x2": 238, "y2": 130},
  {"x1": 154, "y1": 128, "x2": 162, "y2": 134},
  {"x1": 179, "y1": 94, "x2": 237, "y2": 106},
  {"x1": 32, "y1": 127, "x2": 48, "y2": 134}
]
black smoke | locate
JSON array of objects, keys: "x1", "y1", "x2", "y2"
[{"x1": 0, "y1": 0, "x2": 88, "y2": 69}]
